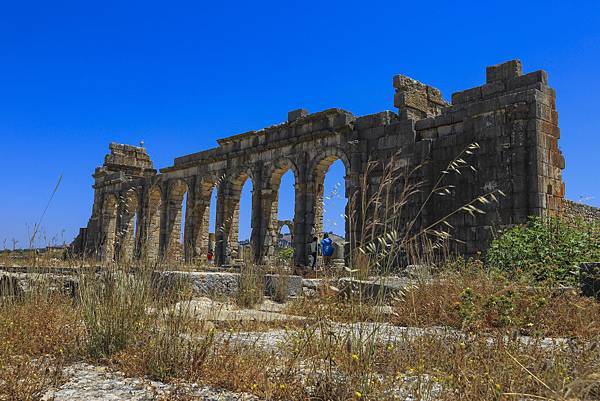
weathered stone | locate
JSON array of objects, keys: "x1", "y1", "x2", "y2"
[
  {"x1": 152, "y1": 270, "x2": 303, "y2": 298},
  {"x1": 337, "y1": 277, "x2": 409, "y2": 300},
  {"x1": 264, "y1": 274, "x2": 303, "y2": 297},
  {"x1": 0, "y1": 272, "x2": 79, "y2": 298},
  {"x1": 288, "y1": 108, "x2": 309, "y2": 122},
  {"x1": 172, "y1": 297, "x2": 304, "y2": 322},
  {"x1": 73, "y1": 60, "x2": 569, "y2": 265}
]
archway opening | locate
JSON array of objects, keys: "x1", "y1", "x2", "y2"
[
  {"x1": 222, "y1": 172, "x2": 254, "y2": 265},
  {"x1": 193, "y1": 182, "x2": 218, "y2": 264},
  {"x1": 278, "y1": 223, "x2": 292, "y2": 248},
  {"x1": 180, "y1": 195, "x2": 187, "y2": 244},
  {"x1": 267, "y1": 163, "x2": 296, "y2": 262},
  {"x1": 313, "y1": 156, "x2": 348, "y2": 265},
  {"x1": 236, "y1": 177, "x2": 253, "y2": 263},
  {"x1": 322, "y1": 159, "x2": 347, "y2": 238}
]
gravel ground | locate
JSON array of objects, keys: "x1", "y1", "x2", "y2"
[
  {"x1": 42, "y1": 363, "x2": 258, "y2": 401},
  {"x1": 218, "y1": 321, "x2": 568, "y2": 351}
]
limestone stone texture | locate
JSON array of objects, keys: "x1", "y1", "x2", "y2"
[{"x1": 72, "y1": 60, "x2": 565, "y2": 266}]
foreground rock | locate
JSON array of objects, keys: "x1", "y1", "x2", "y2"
[
  {"x1": 337, "y1": 276, "x2": 411, "y2": 300},
  {"x1": 42, "y1": 363, "x2": 257, "y2": 401},
  {"x1": 0, "y1": 271, "x2": 78, "y2": 298},
  {"x1": 152, "y1": 271, "x2": 303, "y2": 298},
  {"x1": 173, "y1": 297, "x2": 304, "y2": 323}
]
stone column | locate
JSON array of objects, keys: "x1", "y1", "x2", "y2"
[
  {"x1": 191, "y1": 197, "x2": 211, "y2": 259},
  {"x1": 298, "y1": 156, "x2": 318, "y2": 267},
  {"x1": 257, "y1": 186, "x2": 276, "y2": 264},
  {"x1": 158, "y1": 182, "x2": 169, "y2": 261},
  {"x1": 140, "y1": 185, "x2": 163, "y2": 264},
  {"x1": 183, "y1": 178, "x2": 196, "y2": 263},
  {"x1": 214, "y1": 183, "x2": 227, "y2": 265},
  {"x1": 115, "y1": 193, "x2": 138, "y2": 264},
  {"x1": 99, "y1": 193, "x2": 118, "y2": 263},
  {"x1": 250, "y1": 173, "x2": 263, "y2": 264}
]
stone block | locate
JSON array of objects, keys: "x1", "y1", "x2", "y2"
[
  {"x1": 264, "y1": 274, "x2": 303, "y2": 297},
  {"x1": 506, "y1": 70, "x2": 548, "y2": 91},
  {"x1": 481, "y1": 81, "x2": 506, "y2": 98},
  {"x1": 288, "y1": 109, "x2": 309, "y2": 122},
  {"x1": 486, "y1": 60, "x2": 522, "y2": 83},
  {"x1": 337, "y1": 277, "x2": 407, "y2": 300},
  {"x1": 437, "y1": 125, "x2": 453, "y2": 137}
]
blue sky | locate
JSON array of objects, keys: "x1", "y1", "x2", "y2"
[{"x1": 0, "y1": 0, "x2": 598, "y2": 247}]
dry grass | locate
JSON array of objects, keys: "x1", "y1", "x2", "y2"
[
  {"x1": 393, "y1": 266, "x2": 600, "y2": 340},
  {"x1": 0, "y1": 295, "x2": 82, "y2": 400},
  {"x1": 0, "y1": 264, "x2": 598, "y2": 400},
  {"x1": 285, "y1": 294, "x2": 386, "y2": 323},
  {"x1": 236, "y1": 264, "x2": 264, "y2": 308}
]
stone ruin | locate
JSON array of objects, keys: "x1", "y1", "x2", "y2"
[{"x1": 72, "y1": 60, "x2": 565, "y2": 266}]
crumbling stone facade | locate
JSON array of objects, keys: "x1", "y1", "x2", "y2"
[{"x1": 73, "y1": 60, "x2": 565, "y2": 266}]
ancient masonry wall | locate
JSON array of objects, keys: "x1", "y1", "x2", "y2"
[
  {"x1": 72, "y1": 60, "x2": 565, "y2": 266},
  {"x1": 562, "y1": 200, "x2": 600, "y2": 224}
]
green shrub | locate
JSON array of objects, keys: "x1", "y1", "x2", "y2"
[
  {"x1": 276, "y1": 247, "x2": 294, "y2": 264},
  {"x1": 487, "y1": 216, "x2": 600, "y2": 285}
]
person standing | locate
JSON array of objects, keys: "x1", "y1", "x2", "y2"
[
  {"x1": 309, "y1": 236, "x2": 318, "y2": 270},
  {"x1": 321, "y1": 233, "x2": 334, "y2": 268}
]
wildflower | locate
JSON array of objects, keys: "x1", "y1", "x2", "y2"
[
  {"x1": 495, "y1": 383, "x2": 501, "y2": 390},
  {"x1": 355, "y1": 391, "x2": 363, "y2": 398},
  {"x1": 279, "y1": 384, "x2": 286, "y2": 390},
  {"x1": 351, "y1": 353, "x2": 359, "y2": 362},
  {"x1": 251, "y1": 383, "x2": 258, "y2": 390}
]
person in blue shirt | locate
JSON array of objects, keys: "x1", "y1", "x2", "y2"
[{"x1": 321, "y1": 233, "x2": 334, "y2": 267}]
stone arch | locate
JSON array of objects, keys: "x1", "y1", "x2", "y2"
[
  {"x1": 191, "y1": 176, "x2": 221, "y2": 260},
  {"x1": 165, "y1": 179, "x2": 190, "y2": 262},
  {"x1": 221, "y1": 168, "x2": 255, "y2": 264},
  {"x1": 307, "y1": 148, "x2": 351, "y2": 184},
  {"x1": 263, "y1": 158, "x2": 299, "y2": 260},
  {"x1": 100, "y1": 193, "x2": 118, "y2": 262},
  {"x1": 143, "y1": 184, "x2": 163, "y2": 263},
  {"x1": 277, "y1": 219, "x2": 294, "y2": 248},
  {"x1": 118, "y1": 188, "x2": 140, "y2": 263},
  {"x1": 307, "y1": 148, "x2": 352, "y2": 256}
]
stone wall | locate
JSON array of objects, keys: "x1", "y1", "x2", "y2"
[
  {"x1": 73, "y1": 60, "x2": 566, "y2": 266},
  {"x1": 562, "y1": 200, "x2": 600, "y2": 223}
]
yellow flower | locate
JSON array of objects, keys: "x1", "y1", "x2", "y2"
[
  {"x1": 251, "y1": 383, "x2": 258, "y2": 390},
  {"x1": 279, "y1": 384, "x2": 286, "y2": 390},
  {"x1": 351, "y1": 354, "x2": 359, "y2": 362},
  {"x1": 495, "y1": 383, "x2": 501, "y2": 390},
  {"x1": 355, "y1": 391, "x2": 363, "y2": 398}
]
